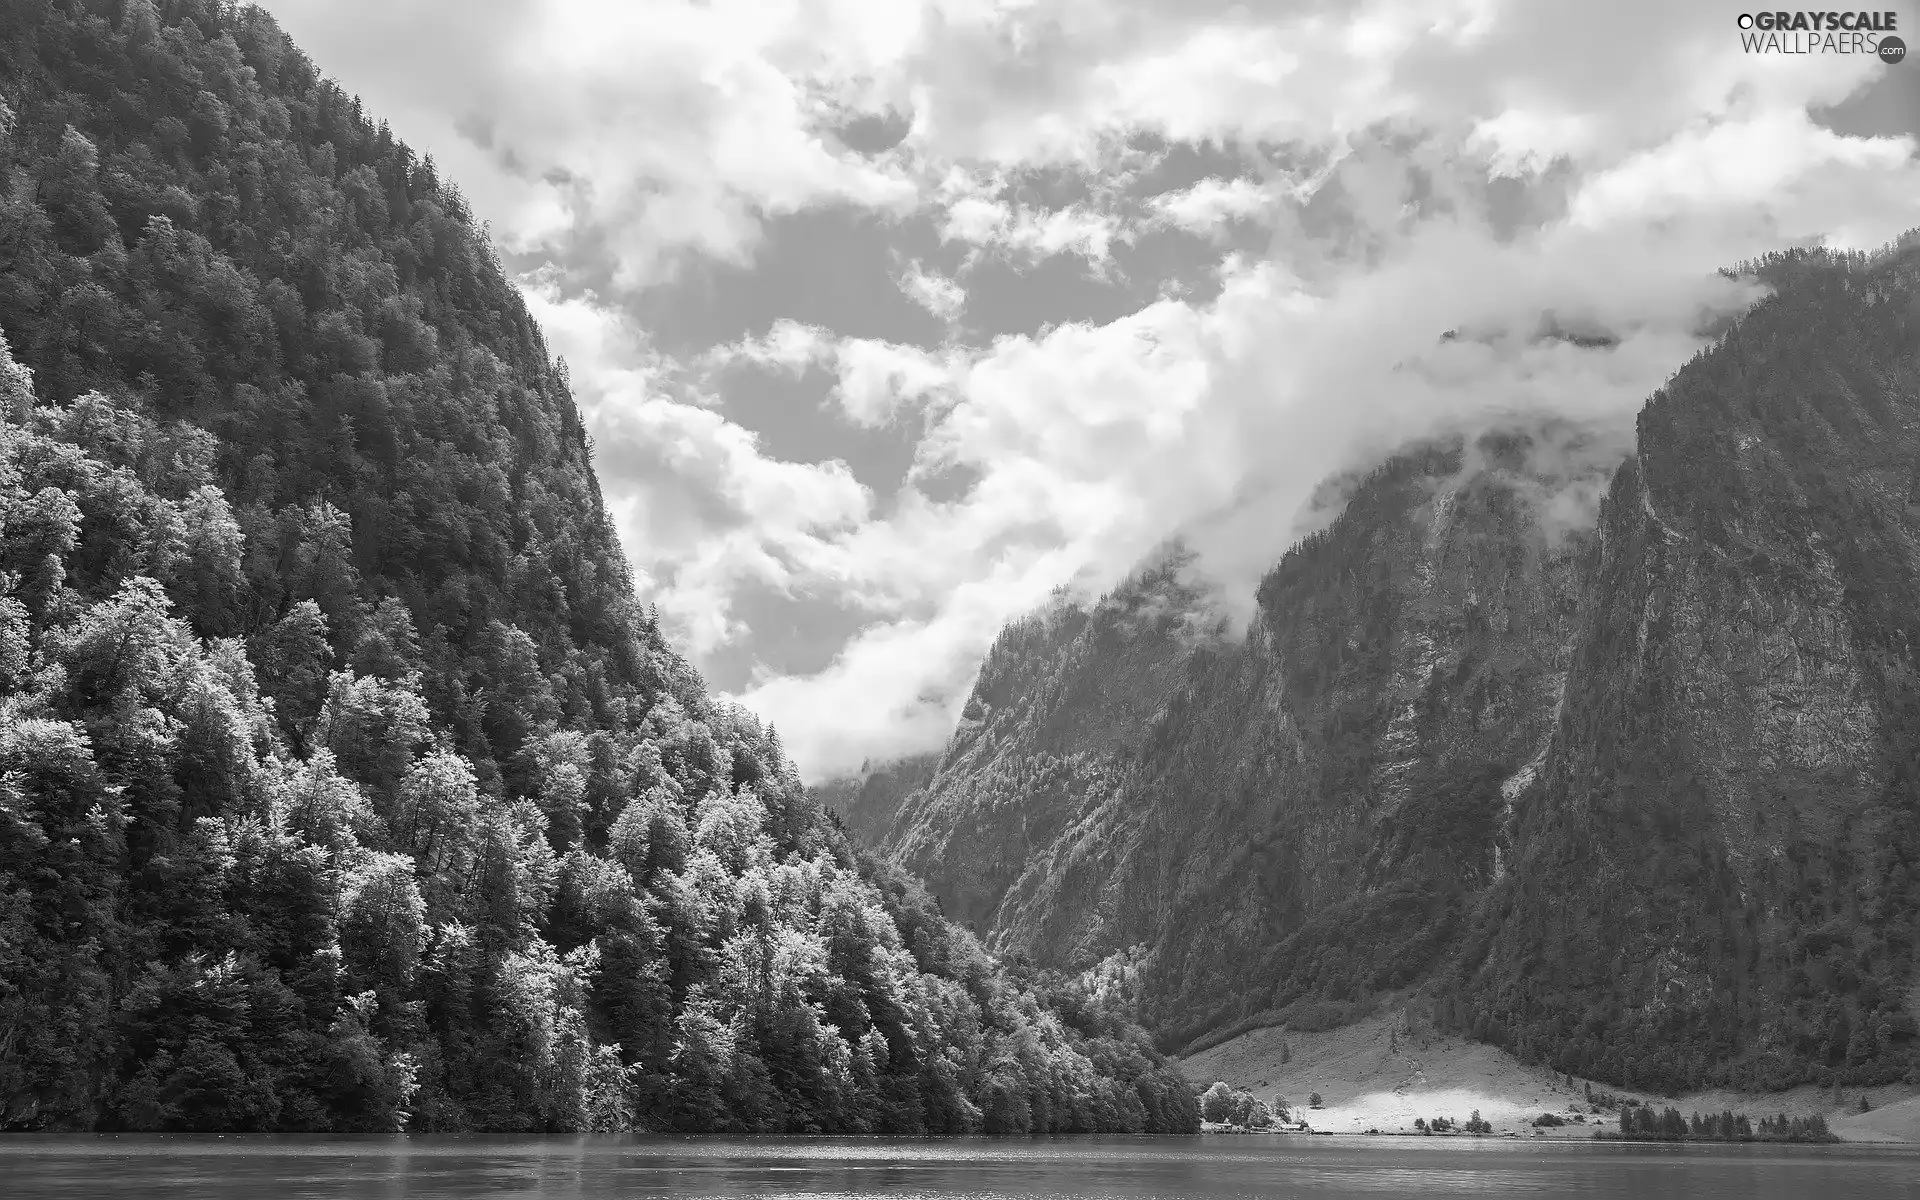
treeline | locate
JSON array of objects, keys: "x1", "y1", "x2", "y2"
[
  {"x1": 1198, "y1": 1081, "x2": 1281, "y2": 1128},
  {"x1": 1602, "y1": 1105, "x2": 1836, "y2": 1144},
  {"x1": 1414, "y1": 1111, "x2": 1492, "y2": 1135},
  {"x1": 0, "y1": 0, "x2": 1197, "y2": 1136}
]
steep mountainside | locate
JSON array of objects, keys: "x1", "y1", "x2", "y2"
[
  {"x1": 859, "y1": 427, "x2": 1606, "y2": 1042},
  {"x1": 0, "y1": 1, "x2": 1196, "y2": 1135},
  {"x1": 880, "y1": 547, "x2": 1220, "y2": 934},
  {"x1": 1459, "y1": 245, "x2": 1920, "y2": 1092},
  {"x1": 847, "y1": 242, "x2": 1920, "y2": 1096}
]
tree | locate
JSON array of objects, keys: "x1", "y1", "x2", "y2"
[
  {"x1": 339, "y1": 853, "x2": 427, "y2": 994},
  {"x1": 0, "y1": 329, "x2": 32, "y2": 423},
  {"x1": 1200, "y1": 1081, "x2": 1237, "y2": 1123},
  {"x1": 249, "y1": 601, "x2": 333, "y2": 748}
]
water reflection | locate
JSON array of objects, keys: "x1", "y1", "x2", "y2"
[{"x1": 1, "y1": 1134, "x2": 1916, "y2": 1199}]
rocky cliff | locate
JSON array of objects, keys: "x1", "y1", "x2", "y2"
[{"x1": 1460, "y1": 244, "x2": 1920, "y2": 1091}]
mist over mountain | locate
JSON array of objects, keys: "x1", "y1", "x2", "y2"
[
  {"x1": 838, "y1": 240, "x2": 1920, "y2": 1095},
  {"x1": 0, "y1": 1, "x2": 1196, "y2": 1135}
]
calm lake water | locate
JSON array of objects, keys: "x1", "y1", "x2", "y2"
[{"x1": 3, "y1": 1134, "x2": 1917, "y2": 1198}]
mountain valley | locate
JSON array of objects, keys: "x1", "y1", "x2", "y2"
[{"x1": 831, "y1": 243, "x2": 1920, "y2": 1097}]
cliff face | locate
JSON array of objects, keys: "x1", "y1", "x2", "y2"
[
  {"x1": 1463, "y1": 246, "x2": 1920, "y2": 1091},
  {"x1": 847, "y1": 241, "x2": 1920, "y2": 1092},
  {"x1": 880, "y1": 549, "x2": 1214, "y2": 936},
  {"x1": 1114, "y1": 432, "x2": 1601, "y2": 1051}
]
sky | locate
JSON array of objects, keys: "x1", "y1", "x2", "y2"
[{"x1": 256, "y1": 0, "x2": 1920, "y2": 783}]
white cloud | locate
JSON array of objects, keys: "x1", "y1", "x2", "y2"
[
  {"x1": 833, "y1": 339, "x2": 959, "y2": 425},
  {"x1": 707, "y1": 319, "x2": 834, "y2": 375},
  {"x1": 733, "y1": 563, "x2": 1067, "y2": 778},
  {"x1": 1568, "y1": 110, "x2": 1919, "y2": 237},
  {"x1": 1148, "y1": 177, "x2": 1273, "y2": 238},
  {"x1": 523, "y1": 289, "x2": 874, "y2": 654},
  {"x1": 262, "y1": 0, "x2": 1900, "y2": 288},
  {"x1": 710, "y1": 321, "x2": 963, "y2": 426},
  {"x1": 937, "y1": 191, "x2": 1129, "y2": 267},
  {"x1": 896, "y1": 258, "x2": 968, "y2": 321}
]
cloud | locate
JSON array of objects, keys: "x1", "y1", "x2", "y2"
[
  {"x1": 731, "y1": 565, "x2": 1066, "y2": 778},
  {"x1": 1147, "y1": 177, "x2": 1273, "y2": 239},
  {"x1": 937, "y1": 192, "x2": 1130, "y2": 269},
  {"x1": 709, "y1": 321, "x2": 962, "y2": 426},
  {"x1": 261, "y1": 0, "x2": 1897, "y2": 290},
  {"x1": 833, "y1": 339, "x2": 959, "y2": 425},
  {"x1": 707, "y1": 319, "x2": 834, "y2": 376},
  {"x1": 523, "y1": 287, "x2": 875, "y2": 655},
  {"x1": 1568, "y1": 109, "x2": 1920, "y2": 240},
  {"x1": 896, "y1": 259, "x2": 968, "y2": 321},
  {"x1": 262, "y1": 0, "x2": 924, "y2": 288}
]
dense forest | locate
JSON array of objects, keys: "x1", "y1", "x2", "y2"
[{"x1": 0, "y1": 0, "x2": 1197, "y2": 1134}]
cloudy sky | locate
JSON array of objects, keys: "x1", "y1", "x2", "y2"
[{"x1": 257, "y1": 0, "x2": 1920, "y2": 782}]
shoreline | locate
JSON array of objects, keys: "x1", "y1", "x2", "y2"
[
  {"x1": 1199, "y1": 1125, "x2": 1869, "y2": 1146},
  {"x1": 1179, "y1": 1007, "x2": 1920, "y2": 1147}
]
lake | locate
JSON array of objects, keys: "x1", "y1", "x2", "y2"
[{"x1": 3, "y1": 1134, "x2": 1917, "y2": 1198}]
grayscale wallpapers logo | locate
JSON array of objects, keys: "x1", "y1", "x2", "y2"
[{"x1": 1736, "y1": 11, "x2": 1906, "y2": 61}]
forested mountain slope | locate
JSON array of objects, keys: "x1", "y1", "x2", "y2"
[
  {"x1": 0, "y1": 0, "x2": 1196, "y2": 1135},
  {"x1": 847, "y1": 239, "x2": 1920, "y2": 1097}
]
